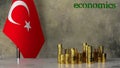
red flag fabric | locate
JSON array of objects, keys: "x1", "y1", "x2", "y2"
[{"x1": 3, "y1": 0, "x2": 45, "y2": 58}]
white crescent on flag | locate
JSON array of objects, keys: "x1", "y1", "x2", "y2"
[{"x1": 8, "y1": 0, "x2": 30, "y2": 25}]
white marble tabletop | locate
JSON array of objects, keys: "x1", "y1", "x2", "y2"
[{"x1": 0, "y1": 58, "x2": 120, "y2": 68}]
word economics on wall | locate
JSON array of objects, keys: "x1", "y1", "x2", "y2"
[{"x1": 74, "y1": 1, "x2": 117, "y2": 9}]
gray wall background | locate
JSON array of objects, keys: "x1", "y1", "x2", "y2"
[{"x1": 0, "y1": 0, "x2": 120, "y2": 58}]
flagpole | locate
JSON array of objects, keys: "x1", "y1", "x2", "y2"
[{"x1": 16, "y1": 48, "x2": 20, "y2": 64}]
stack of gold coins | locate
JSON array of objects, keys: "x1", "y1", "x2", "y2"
[
  {"x1": 82, "y1": 43, "x2": 88, "y2": 63},
  {"x1": 60, "y1": 54, "x2": 65, "y2": 64},
  {"x1": 82, "y1": 51, "x2": 86, "y2": 63},
  {"x1": 97, "y1": 46, "x2": 103, "y2": 63},
  {"x1": 65, "y1": 53, "x2": 70, "y2": 64},
  {"x1": 93, "y1": 49, "x2": 98, "y2": 62},
  {"x1": 85, "y1": 45, "x2": 89, "y2": 63},
  {"x1": 57, "y1": 43, "x2": 63, "y2": 63},
  {"x1": 77, "y1": 53, "x2": 82, "y2": 64},
  {"x1": 70, "y1": 48, "x2": 77, "y2": 64},
  {"x1": 102, "y1": 53, "x2": 106, "y2": 63},
  {"x1": 65, "y1": 49, "x2": 71, "y2": 64},
  {"x1": 87, "y1": 45, "x2": 93, "y2": 64},
  {"x1": 82, "y1": 43, "x2": 87, "y2": 63}
]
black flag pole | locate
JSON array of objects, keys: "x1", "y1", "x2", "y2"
[{"x1": 16, "y1": 48, "x2": 20, "y2": 64}]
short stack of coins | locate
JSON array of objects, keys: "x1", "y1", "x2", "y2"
[
  {"x1": 97, "y1": 45, "x2": 106, "y2": 63},
  {"x1": 77, "y1": 53, "x2": 82, "y2": 64},
  {"x1": 70, "y1": 48, "x2": 77, "y2": 64},
  {"x1": 57, "y1": 43, "x2": 107, "y2": 64},
  {"x1": 60, "y1": 54, "x2": 65, "y2": 64},
  {"x1": 93, "y1": 49, "x2": 98, "y2": 62},
  {"x1": 102, "y1": 53, "x2": 106, "y2": 62},
  {"x1": 64, "y1": 49, "x2": 71, "y2": 64}
]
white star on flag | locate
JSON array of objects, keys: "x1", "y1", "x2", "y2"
[{"x1": 24, "y1": 21, "x2": 31, "y2": 32}]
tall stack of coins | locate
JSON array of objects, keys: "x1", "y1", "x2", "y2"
[
  {"x1": 87, "y1": 45, "x2": 93, "y2": 64},
  {"x1": 57, "y1": 43, "x2": 107, "y2": 64},
  {"x1": 85, "y1": 45, "x2": 89, "y2": 63},
  {"x1": 82, "y1": 43, "x2": 88, "y2": 63},
  {"x1": 57, "y1": 43, "x2": 63, "y2": 63}
]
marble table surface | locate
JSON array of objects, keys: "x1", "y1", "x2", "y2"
[{"x1": 0, "y1": 58, "x2": 120, "y2": 68}]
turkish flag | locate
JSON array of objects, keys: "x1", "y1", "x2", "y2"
[{"x1": 3, "y1": 0, "x2": 45, "y2": 58}]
